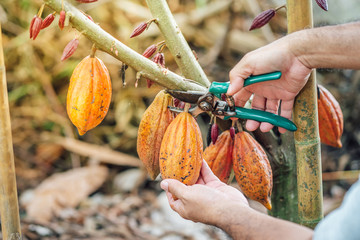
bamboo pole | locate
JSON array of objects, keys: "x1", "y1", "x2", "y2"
[
  {"x1": 287, "y1": 0, "x2": 323, "y2": 228},
  {"x1": 0, "y1": 23, "x2": 22, "y2": 239}
]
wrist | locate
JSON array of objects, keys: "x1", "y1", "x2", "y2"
[
  {"x1": 287, "y1": 29, "x2": 313, "y2": 69},
  {"x1": 211, "y1": 202, "x2": 253, "y2": 236}
]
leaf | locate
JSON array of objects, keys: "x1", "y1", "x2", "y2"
[{"x1": 23, "y1": 166, "x2": 108, "y2": 223}]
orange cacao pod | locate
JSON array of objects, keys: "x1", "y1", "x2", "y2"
[
  {"x1": 67, "y1": 55, "x2": 112, "y2": 135},
  {"x1": 137, "y1": 91, "x2": 174, "y2": 179},
  {"x1": 233, "y1": 131, "x2": 272, "y2": 210},
  {"x1": 203, "y1": 130, "x2": 233, "y2": 183},
  {"x1": 317, "y1": 85, "x2": 343, "y2": 148},
  {"x1": 159, "y1": 112, "x2": 203, "y2": 185}
]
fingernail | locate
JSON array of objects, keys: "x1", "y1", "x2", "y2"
[{"x1": 160, "y1": 180, "x2": 169, "y2": 191}]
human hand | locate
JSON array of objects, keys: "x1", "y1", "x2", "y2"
[
  {"x1": 227, "y1": 34, "x2": 312, "y2": 133},
  {"x1": 160, "y1": 160, "x2": 248, "y2": 225}
]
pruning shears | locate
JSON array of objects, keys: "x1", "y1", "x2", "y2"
[{"x1": 167, "y1": 71, "x2": 297, "y2": 132}]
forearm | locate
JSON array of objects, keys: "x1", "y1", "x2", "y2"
[
  {"x1": 290, "y1": 22, "x2": 360, "y2": 69},
  {"x1": 214, "y1": 203, "x2": 313, "y2": 240}
]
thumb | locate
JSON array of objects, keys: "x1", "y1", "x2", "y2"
[{"x1": 161, "y1": 179, "x2": 187, "y2": 200}]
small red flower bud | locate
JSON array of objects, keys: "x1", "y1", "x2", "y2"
[
  {"x1": 173, "y1": 98, "x2": 181, "y2": 108},
  {"x1": 153, "y1": 53, "x2": 165, "y2": 67},
  {"x1": 142, "y1": 44, "x2": 157, "y2": 58},
  {"x1": 315, "y1": 0, "x2": 328, "y2": 11},
  {"x1": 130, "y1": 22, "x2": 148, "y2": 38},
  {"x1": 211, "y1": 123, "x2": 219, "y2": 144},
  {"x1": 230, "y1": 126, "x2": 235, "y2": 140},
  {"x1": 61, "y1": 38, "x2": 79, "y2": 61},
  {"x1": 59, "y1": 10, "x2": 66, "y2": 30},
  {"x1": 86, "y1": 14, "x2": 94, "y2": 22},
  {"x1": 30, "y1": 16, "x2": 43, "y2": 40},
  {"x1": 29, "y1": 15, "x2": 36, "y2": 39},
  {"x1": 249, "y1": 9, "x2": 275, "y2": 31},
  {"x1": 41, "y1": 13, "x2": 55, "y2": 29},
  {"x1": 146, "y1": 79, "x2": 154, "y2": 88}
]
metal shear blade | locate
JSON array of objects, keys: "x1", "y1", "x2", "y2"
[{"x1": 166, "y1": 90, "x2": 205, "y2": 104}]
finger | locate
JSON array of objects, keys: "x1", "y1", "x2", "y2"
[
  {"x1": 246, "y1": 95, "x2": 266, "y2": 131},
  {"x1": 161, "y1": 179, "x2": 187, "y2": 200},
  {"x1": 232, "y1": 88, "x2": 252, "y2": 107},
  {"x1": 228, "y1": 64, "x2": 253, "y2": 96},
  {"x1": 260, "y1": 99, "x2": 280, "y2": 132},
  {"x1": 278, "y1": 99, "x2": 295, "y2": 133},
  {"x1": 164, "y1": 189, "x2": 185, "y2": 214},
  {"x1": 200, "y1": 160, "x2": 220, "y2": 184}
]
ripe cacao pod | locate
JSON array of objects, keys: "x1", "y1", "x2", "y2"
[
  {"x1": 203, "y1": 130, "x2": 233, "y2": 183},
  {"x1": 233, "y1": 131, "x2": 272, "y2": 210},
  {"x1": 159, "y1": 112, "x2": 203, "y2": 185},
  {"x1": 317, "y1": 85, "x2": 343, "y2": 148},
  {"x1": 67, "y1": 55, "x2": 112, "y2": 135},
  {"x1": 137, "y1": 91, "x2": 174, "y2": 179}
]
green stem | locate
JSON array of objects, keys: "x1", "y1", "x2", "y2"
[
  {"x1": 146, "y1": 0, "x2": 210, "y2": 87},
  {"x1": 43, "y1": 0, "x2": 207, "y2": 92}
]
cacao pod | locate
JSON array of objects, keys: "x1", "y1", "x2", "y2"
[
  {"x1": 67, "y1": 55, "x2": 112, "y2": 135},
  {"x1": 203, "y1": 130, "x2": 233, "y2": 183},
  {"x1": 317, "y1": 85, "x2": 343, "y2": 148},
  {"x1": 160, "y1": 112, "x2": 203, "y2": 185},
  {"x1": 233, "y1": 131, "x2": 272, "y2": 210},
  {"x1": 137, "y1": 91, "x2": 174, "y2": 179}
]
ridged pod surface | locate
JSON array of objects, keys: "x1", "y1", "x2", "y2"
[
  {"x1": 318, "y1": 85, "x2": 343, "y2": 148},
  {"x1": 137, "y1": 91, "x2": 174, "y2": 179},
  {"x1": 233, "y1": 131, "x2": 272, "y2": 210},
  {"x1": 159, "y1": 112, "x2": 203, "y2": 185},
  {"x1": 203, "y1": 130, "x2": 233, "y2": 183},
  {"x1": 67, "y1": 56, "x2": 112, "y2": 135}
]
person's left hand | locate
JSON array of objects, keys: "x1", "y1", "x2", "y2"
[{"x1": 160, "y1": 160, "x2": 248, "y2": 225}]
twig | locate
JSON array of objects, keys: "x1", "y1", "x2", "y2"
[
  {"x1": 43, "y1": 0, "x2": 207, "y2": 92},
  {"x1": 146, "y1": 0, "x2": 210, "y2": 87},
  {"x1": 43, "y1": 134, "x2": 142, "y2": 167},
  {"x1": 322, "y1": 170, "x2": 360, "y2": 181}
]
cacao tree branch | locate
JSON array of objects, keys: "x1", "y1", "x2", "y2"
[
  {"x1": 146, "y1": 0, "x2": 211, "y2": 87},
  {"x1": 43, "y1": 0, "x2": 207, "y2": 93}
]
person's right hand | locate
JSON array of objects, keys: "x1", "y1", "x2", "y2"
[
  {"x1": 227, "y1": 34, "x2": 312, "y2": 133},
  {"x1": 160, "y1": 160, "x2": 248, "y2": 225}
]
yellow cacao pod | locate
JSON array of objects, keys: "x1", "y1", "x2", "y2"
[
  {"x1": 233, "y1": 131, "x2": 273, "y2": 210},
  {"x1": 203, "y1": 130, "x2": 233, "y2": 183},
  {"x1": 159, "y1": 112, "x2": 203, "y2": 185},
  {"x1": 137, "y1": 91, "x2": 174, "y2": 179},
  {"x1": 67, "y1": 55, "x2": 112, "y2": 135},
  {"x1": 318, "y1": 85, "x2": 343, "y2": 148}
]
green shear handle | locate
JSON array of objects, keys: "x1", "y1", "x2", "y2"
[
  {"x1": 209, "y1": 71, "x2": 282, "y2": 96},
  {"x1": 223, "y1": 107, "x2": 297, "y2": 131},
  {"x1": 209, "y1": 71, "x2": 297, "y2": 131}
]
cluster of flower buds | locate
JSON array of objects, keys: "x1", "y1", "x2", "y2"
[
  {"x1": 140, "y1": 41, "x2": 167, "y2": 88},
  {"x1": 30, "y1": 3, "x2": 96, "y2": 62}
]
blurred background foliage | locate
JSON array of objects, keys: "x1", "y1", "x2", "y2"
[{"x1": 0, "y1": 0, "x2": 360, "y2": 238}]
